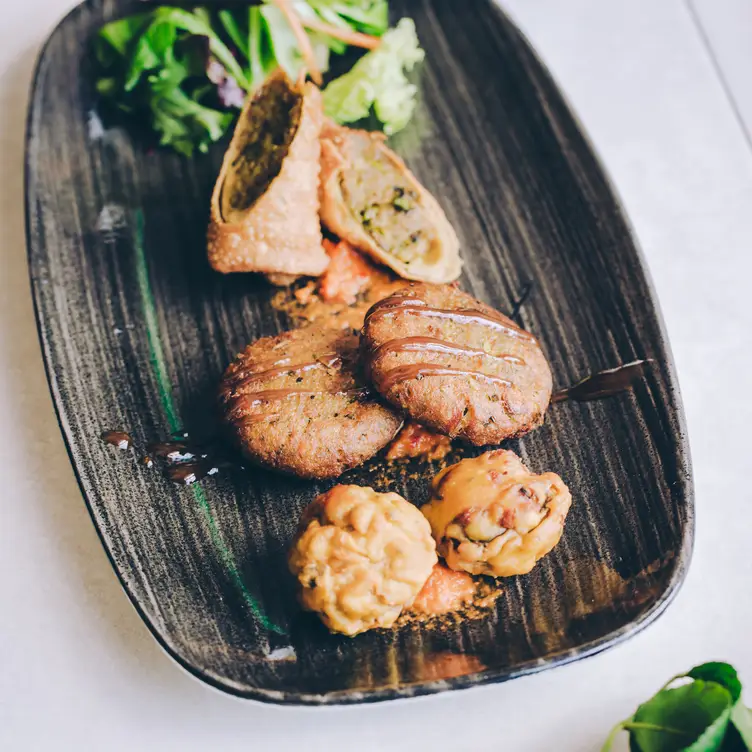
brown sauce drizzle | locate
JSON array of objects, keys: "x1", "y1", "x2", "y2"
[
  {"x1": 148, "y1": 441, "x2": 200, "y2": 463},
  {"x1": 224, "y1": 352, "x2": 342, "y2": 392},
  {"x1": 366, "y1": 295, "x2": 535, "y2": 342},
  {"x1": 166, "y1": 460, "x2": 220, "y2": 486},
  {"x1": 147, "y1": 440, "x2": 224, "y2": 486},
  {"x1": 375, "y1": 364, "x2": 512, "y2": 394},
  {"x1": 100, "y1": 430, "x2": 234, "y2": 486},
  {"x1": 552, "y1": 360, "x2": 648, "y2": 403},
  {"x1": 366, "y1": 295, "x2": 428, "y2": 316},
  {"x1": 101, "y1": 430, "x2": 131, "y2": 450},
  {"x1": 369, "y1": 336, "x2": 525, "y2": 368}
]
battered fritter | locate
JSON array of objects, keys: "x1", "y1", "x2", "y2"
[
  {"x1": 289, "y1": 484, "x2": 437, "y2": 635},
  {"x1": 219, "y1": 325, "x2": 402, "y2": 479},
  {"x1": 422, "y1": 449, "x2": 572, "y2": 577},
  {"x1": 362, "y1": 283, "x2": 553, "y2": 445}
]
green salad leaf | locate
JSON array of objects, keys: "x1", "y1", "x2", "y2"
[
  {"x1": 602, "y1": 663, "x2": 752, "y2": 752},
  {"x1": 93, "y1": 0, "x2": 415, "y2": 155},
  {"x1": 322, "y1": 17, "x2": 424, "y2": 135},
  {"x1": 260, "y1": 4, "x2": 331, "y2": 83},
  {"x1": 307, "y1": 0, "x2": 388, "y2": 36}
]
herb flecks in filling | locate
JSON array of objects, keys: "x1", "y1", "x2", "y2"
[
  {"x1": 340, "y1": 133, "x2": 438, "y2": 264},
  {"x1": 391, "y1": 186, "x2": 415, "y2": 212},
  {"x1": 222, "y1": 78, "x2": 303, "y2": 218}
]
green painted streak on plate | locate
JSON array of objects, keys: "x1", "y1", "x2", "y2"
[
  {"x1": 133, "y1": 212, "x2": 180, "y2": 434},
  {"x1": 132, "y1": 210, "x2": 284, "y2": 635},
  {"x1": 191, "y1": 483, "x2": 283, "y2": 634}
]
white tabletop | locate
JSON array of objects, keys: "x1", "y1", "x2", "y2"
[{"x1": 2, "y1": 1, "x2": 751, "y2": 749}]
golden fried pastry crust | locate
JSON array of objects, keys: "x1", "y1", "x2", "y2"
[
  {"x1": 422, "y1": 449, "x2": 572, "y2": 577},
  {"x1": 289, "y1": 485, "x2": 437, "y2": 635},
  {"x1": 208, "y1": 71, "x2": 329, "y2": 277},
  {"x1": 319, "y1": 121, "x2": 461, "y2": 283}
]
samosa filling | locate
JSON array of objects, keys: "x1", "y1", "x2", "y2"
[
  {"x1": 340, "y1": 133, "x2": 439, "y2": 266},
  {"x1": 222, "y1": 77, "x2": 303, "y2": 219}
]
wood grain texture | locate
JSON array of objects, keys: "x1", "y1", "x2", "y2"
[{"x1": 25, "y1": 0, "x2": 693, "y2": 704}]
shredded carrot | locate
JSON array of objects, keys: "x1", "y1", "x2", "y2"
[
  {"x1": 318, "y1": 239, "x2": 376, "y2": 304},
  {"x1": 300, "y1": 17, "x2": 381, "y2": 50},
  {"x1": 271, "y1": 0, "x2": 323, "y2": 85}
]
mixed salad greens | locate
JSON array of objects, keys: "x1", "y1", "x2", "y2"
[{"x1": 94, "y1": 1, "x2": 424, "y2": 156}]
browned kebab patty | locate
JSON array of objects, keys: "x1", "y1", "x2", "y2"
[
  {"x1": 219, "y1": 325, "x2": 403, "y2": 479},
  {"x1": 361, "y1": 283, "x2": 553, "y2": 445}
]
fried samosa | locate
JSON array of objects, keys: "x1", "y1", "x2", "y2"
[
  {"x1": 319, "y1": 121, "x2": 461, "y2": 284},
  {"x1": 208, "y1": 71, "x2": 329, "y2": 278}
]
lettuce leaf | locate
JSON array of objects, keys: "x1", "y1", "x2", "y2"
[
  {"x1": 94, "y1": 2, "x2": 418, "y2": 156},
  {"x1": 306, "y1": 0, "x2": 389, "y2": 37},
  {"x1": 322, "y1": 17, "x2": 424, "y2": 135},
  {"x1": 261, "y1": 4, "x2": 332, "y2": 82}
]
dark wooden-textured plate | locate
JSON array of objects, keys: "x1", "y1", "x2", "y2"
[{"x1": 25, "y1": 0, "x2": 693, "y2": 704}]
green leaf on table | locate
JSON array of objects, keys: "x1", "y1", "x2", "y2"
[
  {"x1": 605, "y1": 682, "x2": 732, "y2": 752},
  {"x1": 682, "y1": 665, "x2": 744, "y2": 705},
  {"x1": 720, "y1": 725, "x2": 751, "y2": 752},
  {"x1": 322, "y1": 17, "x2": 424, "y2": 134},
  {"x1": 602, "y1": 663, "x2": 752, "y2": 752},
  {"x1": 729, "y1": 703, "x2": 752, "y2": 749},
  {"x1": 634, "y1": 682, "x2": 732, "y2": 751}
]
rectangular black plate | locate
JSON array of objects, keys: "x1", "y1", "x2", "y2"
[{"x1": 25, "y1": 0, "x2": 693, "y2": 704}]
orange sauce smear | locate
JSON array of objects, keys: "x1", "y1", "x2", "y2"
[
  {"x1": 411, "y1": 563, "x2": 477, "y2": 616},
  {"x1": 386, "y1": 421, "x2": 453, "y2": 462},
  {"x1": 271, "y1": 239, "x2": 406, "y2": 331},
  {"x1": 319, "y1": 239, "x2": 374, "y2": 305}
]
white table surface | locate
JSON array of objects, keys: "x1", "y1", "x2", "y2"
[{"x1": 2, "y1": 1, "x2": 751, "y2": 749}]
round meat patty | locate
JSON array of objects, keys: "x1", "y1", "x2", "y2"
[
  {"x1": 219, "y1": 325, "x2": 402, "y2": 479},
  {"x1": 362, "y1": 283, "x2": 553, "y2": 445}
]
